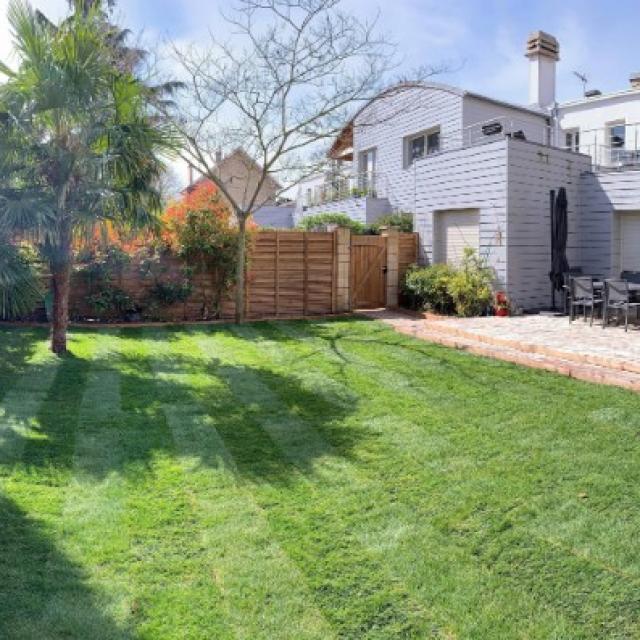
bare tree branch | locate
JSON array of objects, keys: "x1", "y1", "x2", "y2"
[{"x1": 166, "y1": 0, "x2": 443, "y2": 321}]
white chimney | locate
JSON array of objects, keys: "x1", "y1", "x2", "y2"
[{"x1": 525, "y1": 31, "x2": 559, "y2": 109}]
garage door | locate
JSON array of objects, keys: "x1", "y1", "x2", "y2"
[
  {"x1": 435, "y1": 210, "x2": 480, "y2": 265},
  {"x1": 620, "y1": 213, "x2": 640, "y2": 272}
]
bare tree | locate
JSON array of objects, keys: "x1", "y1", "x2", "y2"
[{"x1": 170, "y1": 0, "x2": 404, "y2": 322}]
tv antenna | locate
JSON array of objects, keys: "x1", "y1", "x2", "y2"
[{"x1": 573, "y1": 71, "x2": 589, "y2": 96}]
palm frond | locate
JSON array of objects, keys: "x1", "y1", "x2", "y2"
[{"x1": 0, "y1": 239, "x2": 42, "y2": 319}]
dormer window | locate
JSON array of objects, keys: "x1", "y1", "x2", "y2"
[{"x1": 406, "y1": 127, "x2": 441, "y2": 167}]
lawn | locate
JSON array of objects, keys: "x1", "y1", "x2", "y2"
[{"x1": 1, "y1": 318, "x2": 640, "y2": 639}]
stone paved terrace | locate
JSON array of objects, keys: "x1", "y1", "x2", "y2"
[{"x1": 361, "y1": 310, "x2": 640, "y2": 392}]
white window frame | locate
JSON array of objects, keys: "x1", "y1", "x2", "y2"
[
  {"x1": 405, "y1": 127, "x2": 441, "y2": 168},
  {"x1": 564, "y1": 128, "x2": 580, "y2": 152},
  {"x1": 607, "y1": 120, "x2": 626, "y2": 149}
]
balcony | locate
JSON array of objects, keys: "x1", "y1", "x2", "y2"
[
  {"x1": 297, "y1": 172, "x2": 392, "y2": 224},
  {"x1": 303, "y1": 172, "x2": 385, "y2": 208},
  {"x1": 563, "y1": 123, "x2": 640, "y2": 171}
]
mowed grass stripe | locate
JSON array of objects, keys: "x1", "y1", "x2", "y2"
[
  {"x1": 145, "y1": 329, "x2": 335, "y2": 640},
  {"x1": 61, "y1": 332, "x2": 135, "y2": 634},
  {"x1": 109, "y1": 329, "x2": 234, "y2": 639},
  {"x1": 0, "y1": 332, "x2": 132, "y2": 640},
  {"x1": 267, "y1": 319, "x2": 640, "y2": 636},
  {"x1": 184, "y1": 327, "x2": 441, "y2": 639},
  {"x1": 0, "y1": 337, "x2": 59, "y2": 467},
  {"x1": 0, "y1": 328, "x2": 47, "y2": 403}
]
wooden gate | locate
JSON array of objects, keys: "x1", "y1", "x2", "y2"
[{"x1": 351, "y1": 236, "x2": 387, "y2": 309}]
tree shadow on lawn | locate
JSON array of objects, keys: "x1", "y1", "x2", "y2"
[
  {"x1": 0, "y1": 494, "x2": 132, "y2": 640},
  {"x1": 0, "y1": 327, "x2": 47, "y2": 392},
  {"x1": 1, "y1": 328, "x2": 360, "y2": 487}
]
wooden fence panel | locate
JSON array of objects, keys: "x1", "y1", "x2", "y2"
[
  {"x1": 246, "y1": 231, "x2": 334, "y2": 318},
  {"x1": 65, "y1": 230, "x2": 419, "y2": 322}
]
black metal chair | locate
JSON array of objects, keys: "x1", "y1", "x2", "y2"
[
  {"x1": 569, "y1": 276, "x2": 603, "y2": 326},
  {"x1": 603, "y1": 279, "x2": 640, "y2": 332},
  {"x1": 562, "y1": 267, "x2": 583, "y2": 315}
]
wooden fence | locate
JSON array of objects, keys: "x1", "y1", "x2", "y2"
[{"x1": 67, "y1": 228, "x2": 418, "y2": 322}]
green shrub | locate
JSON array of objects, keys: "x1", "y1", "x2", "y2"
[
  {"x1": 403, "y1": 249, "x2": 494, "y2": 316},
  {"x1": 86, "y1": 286, "x2": 136, "y2": 320},
  {"x1": 369, "y1": 212, "x2": 414, "y2": 234},
  {"x1": 447, "y1": 248, "x2": 494, "y2": 317},
  {"x1": 297, "y1": 212, "x2": 365, "y2": 234},
  {"x1": 403, "y1": 263, "x2": 455, "y2": 314}
]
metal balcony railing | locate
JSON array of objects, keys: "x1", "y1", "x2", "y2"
[
  {"x1": 304, "y1": 172, "x2": 385, "y2": 208},
  {"x1": 560, "y1": 123, "x2": 640, "y2": 171}
]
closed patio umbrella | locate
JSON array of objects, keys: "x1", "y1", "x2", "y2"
[{"x1": 549, "y1": 187, "x2": 569, "y2": 309}]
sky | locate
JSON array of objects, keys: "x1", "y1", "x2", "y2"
[{"x1": 0, "y1": 0, "x2": 638, "y2": 187}]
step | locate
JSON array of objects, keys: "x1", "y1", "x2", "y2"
[
  {"x1": 382, "y1": 318, "x2": 640, "y2": 393},
  {"x1": 425, "y1": 320, "x2": 640, "y2": 376}
]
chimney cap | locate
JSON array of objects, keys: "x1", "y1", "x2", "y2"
[
  {"x1": 526, "y1": 30, "x2": 559, "y2": 61},
  {"x1": 630, "y1": 72, "x2": 640, "y2": 88}
]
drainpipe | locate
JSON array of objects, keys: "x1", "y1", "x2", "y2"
[{"x1": 549, "y1": 102, "x2": 560, "y2": 147}]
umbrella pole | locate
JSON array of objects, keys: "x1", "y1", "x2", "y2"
[{"x1": 550, "y1": 189, "x2": 556, "y2": 310}]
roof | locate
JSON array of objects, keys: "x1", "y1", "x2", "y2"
[
  {"x1": 327, "y1": 81, "x2": 547, "y2": 159},
  {"x1": 356, "y1": 81, "x2": 547, "y2": 122},
  {"x1": 184, "y1": 147, "x2": 281, "y2": 193},
  {"x1": 253, "y1": 205, "x2": 295, "y2": 229},
  {"x1": 558, "y1": 86, "x2": 640, "y2": 109}
]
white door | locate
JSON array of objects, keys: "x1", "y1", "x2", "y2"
[
  {"x1": 435, "y1": 210, "x2": 480, "y2": 265},
  {"x1": 620, "y1": 213, "x2": 640, "y2": 272}
]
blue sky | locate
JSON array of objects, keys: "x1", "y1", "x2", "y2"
[
  {"x1": 1, "y1": 0, "x2": 637, "y2": 105},
  {"x1": 122, "y1": 0, "x2": 639, "y2": 105},
  {"x1": 0, "y1": 0, "x2": 637, "y2": 187}
]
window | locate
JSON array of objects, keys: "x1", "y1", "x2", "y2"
[
  {"x1": 358, "y1": 148, "x2": 377, "y2": 194},
  {"x1": 359, "y1": 148, "x2": 376, "y2": 175},
  {"x1": 427, "y1": 130, "x2": 441, "y2": 155},
  {"x1": 410, "y1": 136, "x2": 425, "y2": 162},
  {"x1": 565, "y1": 129, "x2": 580, "y2": 152},
  {"x1": 609, "y1": 122, "x2": 626, "y2": 148},
  {"x1": 406, "y1": 128, "x2": 440, "y2": 166}
]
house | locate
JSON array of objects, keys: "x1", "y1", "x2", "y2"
[
  {"x1": 295, "y1": 31, "x2": 640, "y2": 310},
  {"x1": 187, "y1": 148, "x2": 281, "y2": 213}
]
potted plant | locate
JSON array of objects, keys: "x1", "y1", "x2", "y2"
[{"x1": 494, "y1": 291, "x2": 510, "y2": 316}]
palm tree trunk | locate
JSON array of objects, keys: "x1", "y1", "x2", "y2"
[
  {"x1": 234, "y1": 215, "x2": 247, "y2": 324},
  {"x1": 50, "y1": 225, "x2": 72, "y2": 355}
]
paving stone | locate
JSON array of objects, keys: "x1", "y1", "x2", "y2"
[{"x1": 361, "y1": 310, "x2": 640, "y2": 393}]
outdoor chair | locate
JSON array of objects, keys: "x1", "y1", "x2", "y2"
[
  {"x1": 569, "y1": 276, "x2": 603, "y2": 326},
  {"x1": 603, "y1": 279, "x2": 640, "y2": 332},
  {"x1": 562, "y1": 267, "x2": 583, "y2": 315}
]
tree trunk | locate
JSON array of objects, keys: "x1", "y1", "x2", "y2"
[
  {"x1": 235, "y1": 215, "x2": 247, "y2": 323},
  {"x1": 50, "y1": 227, "x2": 73, "y2": 356}
]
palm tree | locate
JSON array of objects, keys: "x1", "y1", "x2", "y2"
[{"x1": 0, "y1": 0, "x2": 175, "y2": 353}]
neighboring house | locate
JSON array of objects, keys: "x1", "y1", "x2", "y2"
[
  {"x1": 294, "y1": 31, "x2": 640, "y2": 310},
  {"x1": 187, "y1": 148, "x2": 281, "y2": 212}
]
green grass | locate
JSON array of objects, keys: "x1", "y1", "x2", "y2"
[{"x1": 1, "y1": 318, "x2": 640, "y2": 639}]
